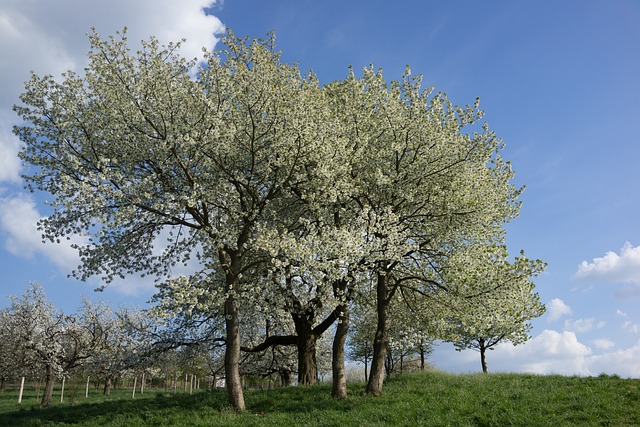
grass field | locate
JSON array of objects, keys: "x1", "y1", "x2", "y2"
[{"x1": 0, "y1": 372, "x2": 638, "y2": 426}]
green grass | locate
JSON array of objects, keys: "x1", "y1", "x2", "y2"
[{"x1": 0, "y1": 372, "x2": 638, "y2": 426}]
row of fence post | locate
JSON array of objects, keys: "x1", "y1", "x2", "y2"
[{"x1": 15, "y1": 373, "x2": 204, "y2": 403}]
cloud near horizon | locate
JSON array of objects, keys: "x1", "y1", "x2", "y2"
[
  {"x1": 575, "y1": 242, "x2": 640, "y2": 286},
  {"x1": 433, "y1": 329, "x2": 640, "y2": 378}
]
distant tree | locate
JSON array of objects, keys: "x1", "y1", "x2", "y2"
[
  {"x1": 444, "y1": 245, "x2": 546, "y2": 373},
  {"x1": 84, "y1": 305, "x2": 153, "y2": 395},
  {"x1": 2, "y1": 284, "x2": 103, "y2": 406},
  {"x1": 0, "y1": 309, "x2": 30, "y2": 390},
  {"x1": 347, "y1": 303, "x2": 376, "y2": 383},
  {"x1": 415, "y1": 338, "x2": 434, "y2": 371}
]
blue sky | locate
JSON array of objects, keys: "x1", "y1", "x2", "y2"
[{"x1": 1, "y1": 0, "x2": 639, "y2": 377}]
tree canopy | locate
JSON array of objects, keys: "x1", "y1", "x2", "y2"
[{"x1": 14, "y1": 28, "x2": 543, "y2": 409}]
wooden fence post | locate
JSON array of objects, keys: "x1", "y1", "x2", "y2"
[
  {"x1": 18, "y1": 377, "x2": 25, "y2": 403},
  {"x1": 60, "y1": 376, "x2": 66, "y2": 403}
]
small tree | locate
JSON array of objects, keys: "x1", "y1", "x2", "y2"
[
  {"x1": 347, "y1": 303, "x2": 376, "y2": 382},
  {"x1": 445, "y1": 245, "x2": 546, "y2": 373}
]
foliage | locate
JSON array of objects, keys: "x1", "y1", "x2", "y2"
[
  {"x1": 13, "y1": 26, "x2": 541, "y2": 404},
  {"x1": 323, "y1": 64, "x2": 522, "y2": 396},
  {"x1": 442, "y1": 244, "x2": 547, "y2": 372},
  {"x1": 14, "y1": 27, "x2": 335, "y2": 408},
  {"x1": 83, "y1": 305, "x2": 156, "y2": 394}
]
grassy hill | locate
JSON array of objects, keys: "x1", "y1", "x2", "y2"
[{"x1": 1, "y1": 371, "x2": 638, "y2": 426}]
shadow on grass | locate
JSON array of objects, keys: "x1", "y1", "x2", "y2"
[
  {"x1": 0, "y1": 391, "x2": 229, "y2": 426},
  {"x1": 0, "y1": 385, "x2": 359, "y2": 426}
]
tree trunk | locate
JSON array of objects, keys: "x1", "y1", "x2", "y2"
[
  {"x1": 480, "y1": 341, "x2": 488, "y2": 373},
  {"x1": 224, "y1": 292, "x2": 245, "y2": 410},
  {"x1": 366, "y1": 272, "x2": 390, "y2": 396},
  {"x1": 219, "y1": 246, "x2": 246, "y2": 411},
  {"x1": 41, "y1": 364, "x2": 56, "y2": 407},
  {"x1": 331, "y1": 304, "x2": 349, "y2": 399},
  {"x1": 293, "y1": 314, "x2": 318, "y2": 385},
  {"x1": 279, "y1": 369, "x2": 292, "y2": 386},
  {"x1": 103, "y1": 376, "x2": 112, "y2": 395},
  {"x1": 385, "y1": 346, "x2": 393, "y2": 376}
]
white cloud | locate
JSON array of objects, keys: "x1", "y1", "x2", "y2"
[
  {"x1": 623, "y1": 321, "x2": 640, "y2": 334},
  {"x1": 587, "y1": 341, "x2": 640, "y2": 378},
  {"x1": 0, "y1": 111, "x2": 21, "y2": 183},
  {"x1": 526, "y1": 330, "x2": 592, "y2": 357},
  {"x1": 564, "y1": 318, "x2": 605, "y2": 333},
  {"x1": 0, "y1": 194, "x2": 82, "y2": 270},
  {"x1": 575, "y1": 242, "x2": 640, "y2": 286},
  {"x1": 593, "y1": 338, "x2": 615, "y2": 350},
  {"x1": 0, "y1": 0, "x2": 224, "y2": 183},
  {"x1": 547, "y1": 298, "x2": 572, "y2": 321},
  {"x1": 1, "y1": 0, "x2": 223, "y2": 77},
  {"x1": 98, "y1": 275, "x2": 157, "y2": 298},
  {"x1": 486, "y1": 330, "x2": 593, "y2": 376}
]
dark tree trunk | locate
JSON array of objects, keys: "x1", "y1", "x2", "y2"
[
  {"x1": 240, "y1": 305, "x2": 342, "y2": 387},
  {"x1": 279, "y1": 369, "x2": 292, "y2": 386},
  {"x1": 480, "y1": 340, "x2": 488, "y2": 373},
  {"x1": 293, "y1": 314, "x2": 318, "y2": 386},
  {"x1": 41, "y1": 364, "x2": 55, "y2": 407},
  {"x1": 331, "y1": 304, "x2": 349, "y2": 399},
  {"x1": 0, "y1": 377, "x2": 6, "y2": 391},
  {"x1": 103, "y1": 375, "x2": 112, "y2": 395},
  {"x1": 220, "y1": 247, "x2": 246, "y2": 411},
  {"x1": 385, "y1": 346, "x2": 393, "y2": 376},
  {"x1": 366, "y1": 272, "x2": 390, "y2": 396},
  {"x1": 224, "y1": 292, "x2": 245, "y2": 410}
]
